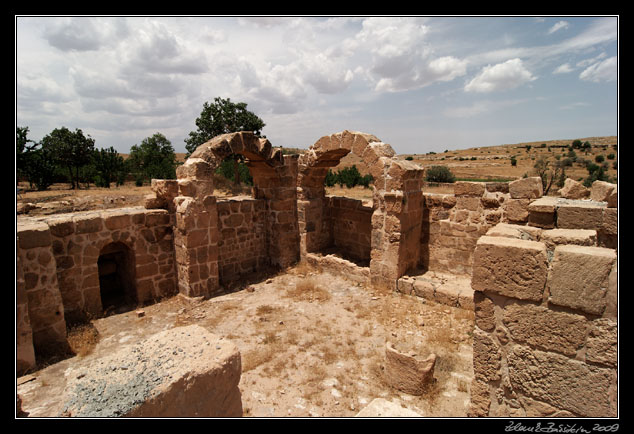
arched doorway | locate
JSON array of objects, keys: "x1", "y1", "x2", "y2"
[{"x1": 98, "y1": 242, "x2": 136, "y2": 314}]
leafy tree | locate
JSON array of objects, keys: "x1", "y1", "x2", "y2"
[
  {"x1": 93, "y1": 147, "x2": 125, "y2": 188},
  {"x1": 17, "y1": 127, "x2": 57, "y2": 191},
  {"x1": 128, "y1": 133, "x2": 177, "y2": 183},
  {"x1": 184, "y1": 97, "x2": 266, "y2": 186},
  {"x1": 184, "y1": 97, "x2": 266, "y2": 156},
  {"x1": 216, "y1": 155, "x2": 253, "y2": 185},
  {"x1": 571, "y1": 139, "x2": 582, "y2": 149},
  {"x1": 40, "y1": 127, "x2": 95, "y2": 189},
  {"x1": 583, "y1": 162, "x2": 610, "y2": 187},
  {"x1": 425, "y1": 165, "x2": 455, "y2": 183}
]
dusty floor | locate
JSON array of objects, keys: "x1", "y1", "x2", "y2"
[{"x1": 16, "y1": 263, "x2": 475, "y2": 419}]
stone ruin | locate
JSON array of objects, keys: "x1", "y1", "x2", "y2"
[{"x1": 16, "y1": 130, "x2": 618, "y2": 418}]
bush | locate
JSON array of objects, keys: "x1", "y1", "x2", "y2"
[
  {"x1": 595, "y1": 155, "x2": 605, "y2": 163},
  {"x1": 510, "y1": 156, "x2": 517, "y2": 166},
  {"x1": 425, "y1": 165, "x2": 455, "y2": 183},
  {"x1": 324, "y1": 165, "x2": 373, "y2": 188}
]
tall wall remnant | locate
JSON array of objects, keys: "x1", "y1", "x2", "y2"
[
  {"x1": 297, "y1": 130, "x2": 424, "y2": 288},
  {"x1": 171, "y1": 131, "x2": 299, "y2": 298},
  {"x1": 469, "y1": 188, "x2": 618, "y2": 417}
]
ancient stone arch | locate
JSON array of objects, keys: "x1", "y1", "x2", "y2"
[
  {"x1": 297, "y1": 130, "x2": 425, "y2": 288},
  {"x1": 172, "y1": 132, "x2": 299, "y2": 298}
]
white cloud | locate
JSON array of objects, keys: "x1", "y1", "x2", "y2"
[
  {"x1": 42, "y1": 17, "x2": 129, "y2": 51},
  {"x1": 349, "y1": 17, "x2": 466, "y2": 92},
  {"x1": 548, "y1": 21, "x2": 570, "y2": 34},
  {"x1": 553, "y1": 63, "x2": 574, "y2": 74},
  {"x1": 579, "y1": 56, "x2": 617, "y2": 82},
  {"x1": 464, "y1": 58, "x2": 536, "y2": 93}
]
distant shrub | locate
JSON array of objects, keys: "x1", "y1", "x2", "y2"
[
  {"x1": 405, "y1": 156, "x2": 413, "y2": 161},
  {"x1": 607, "y1": 153, "x2": 615, "y2": 160},
  {"x1": 510, "y1": 156, "x2": 517, "y2": 166},
  {"x1": 425, "y1": 165, "x2": 456, "y2": 183},
  {"x1": 595, "y1": 155, "x2": 605, "y2": 163}
]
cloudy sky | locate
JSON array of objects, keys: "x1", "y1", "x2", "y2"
[{"x1": 15, "y1": 15, "x2": 618, "y2": 155}]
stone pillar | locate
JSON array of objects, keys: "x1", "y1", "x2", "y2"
[
  {"x1": 16, "y1": 221, "x2": 68, "y2": 362},
  {"x1": 16, "y1": 251, "x2": 36, "y2": 375},
  {"x1": 369, "y1": 158, "x2": 424, "y2": 289},
  {"x1": 250, "y1": 155, "x2": 300, "y2": 269},
  {"x1": 173, "y1": 157, "x2": 220, "y2": 298}
]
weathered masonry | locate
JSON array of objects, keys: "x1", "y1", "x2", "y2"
[{"x1": 16, "y1": 130, "x2": 618, "y2": 418}]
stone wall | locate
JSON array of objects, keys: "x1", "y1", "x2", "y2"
[
  {"x1": 421, "y1": 180, "x2": 518, "y2": 276},
  {"x1": 469, "y1": 223, "x2": 617, "y2": 417},
  {"x1": 16, "y1": 207, "x2": 178, "y2": 374},
  {"x1": 217, "y1": 198, "x2": 268, "y2": 284},
  {"x1": 325, "y1": 196, "x2": 373, "y2": 265}
]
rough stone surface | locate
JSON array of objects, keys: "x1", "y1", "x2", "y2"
[
  {"x1": 547, "y1": 245, "x2": 616, "y2": 315},
  {"x1": 509, "y1": 177, "x2": 543, "y2": 199},
  {"x1": 590, "y1": 180, "x2": 617, "y2": 203},
  {"x1": 556, "y1": 201, "x2": 605, "y2": 230},
  {"x1": 384, "y1": 342, "x2": 436, "y2": 396},
  {"x1": 559, "y1": 178, "x2": 589, "y2": 199},
  {"x1": 508, "y1": 345, "x2": 616, "y2": 417},
  {"x1": 502, "y1": 302, "x2": 589, "y2": 356},
  {"x1": 60, "y1": 325, "x2": 242, "y2": 417},
  {"x1": 472, "y1": 236, "x2": 548, "y2": 302}
]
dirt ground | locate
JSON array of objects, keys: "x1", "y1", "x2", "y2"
[{"x1": 16, "y1": 262, "x2": 475, "y2": 419}]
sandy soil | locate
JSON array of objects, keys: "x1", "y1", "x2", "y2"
[{"x1": 16, "y1": 263, "x2": 475, "y2": 419}]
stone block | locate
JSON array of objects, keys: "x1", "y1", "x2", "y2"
[
  {"x1": 585, "y1": 318, "x2": 617, "y2": 368},
  {"x1": 17, "y1": 221, "x2": 52, "y2": 249},
  {"x1": 502, "y1": 303, "x2": 589, "y2": 356},
  {"x1": 472, "y1": 328, "x2": 501, "y2": 381},
  {"x1": 474, "y1": 291, "x2": 495, "y2": 332},
  {"x1": 556, "y1": 201, "x2": 605, "y2": 230},
  {"x1": 540, "y1": 229, "x2": 597, "y2": 250},
  {"x1": 590, "y1": 180, "x2": 617, "y2": 203},
  {"x1": 559, "y1": 178, "x2": 589, "y2": 199},
  {"x1": 454, "y1": 181, "x2": 485, "y2": 197},
  {"x1": 509, "y1": 177, "x2": 543, "y2": 199},
  {"x1": 485, "y1": 223, "x2": 541, "y2": 241},
  {"x1": 73, "y1": 213, "x2": 103, "y2": 234},
  {"x1": 472, "y1": 236, "x2": 548, "y2": 302},
  {"x1": 547, "y1": 245, "x2": 616, "y2": 315},
  {"x1": 383, "y1": 342, "x2": 436, "y2": 396},
  {"x1": 508, "y1": 345, "x2": 616, "y2": 417},
  {"x1": 505, "y1": 199, "x2": 530, "y2": 223},
  {"x1": 60, "y1": 326, "x2": 242, "y2": 417}
]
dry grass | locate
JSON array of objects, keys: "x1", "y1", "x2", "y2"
[
  {"x1": 284, "y1": 276, "x2": 332, "y2": 302},
  {"x1": 66, "y1": 323, "x2": 100, "y2": 358}
]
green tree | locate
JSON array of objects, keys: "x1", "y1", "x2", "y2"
[
  {"x1": 184, "y1": 97, "x2": 266, "y2": 186},
  {"x1": 17, "y1": 126, "x2": 57, "y2": 191},
  {"x1": 93, "y1": 147, "x2": 125, "y2": 188},
  {"x1": 184, "y1": 97, "x2": 266, "y2": 156},
  {"x1": 128, "y1": 133, "x2": 177, "y2": 183},
  {"x1": 425, "y1": 165, "x2": 456, "y2": 183},
  {"x1": 40, "y1": 127, "x2": 95, "y2": 189}
]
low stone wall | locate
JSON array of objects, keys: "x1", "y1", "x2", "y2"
[
  {"x1": 16, "y1": 207, "x2": 178, "y2": 374},
  {"x1": 421, "y1": 180, "x2": 515, "y2": 276},
  {"x1": 469, "y1": 223, "x2": 617, "y2": 417},
  {"x1": 217, "y1": 198, "x2": 268, "y2": 284}
]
